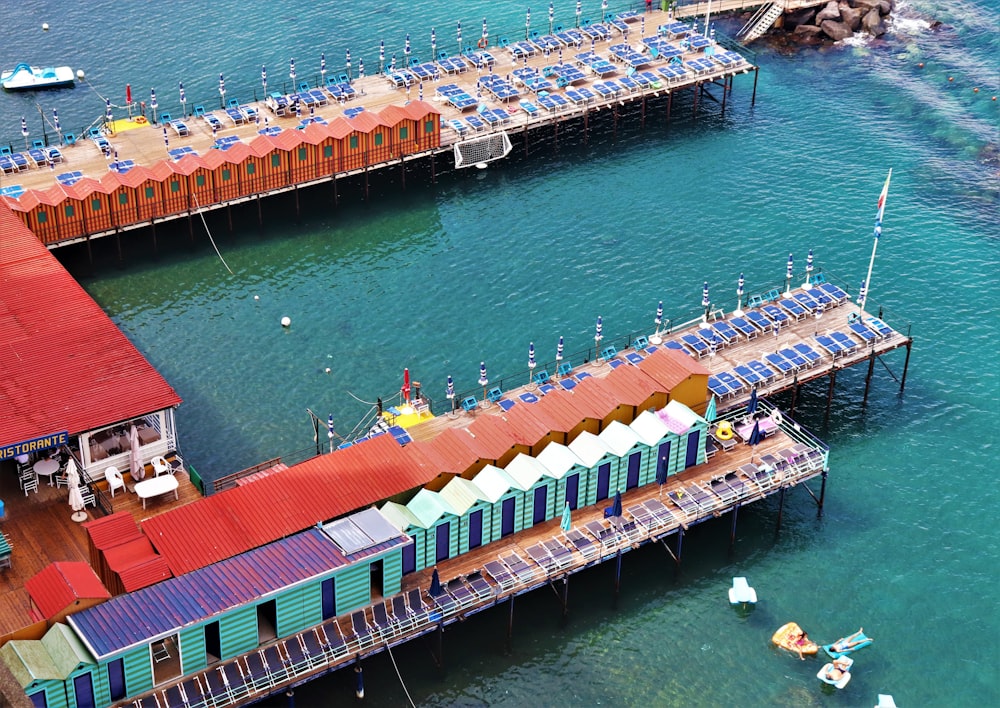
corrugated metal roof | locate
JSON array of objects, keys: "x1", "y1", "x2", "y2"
[
  {"x1": 437, "y1": 476, "x2": 482, "y2": 516},
  {"x1": 497, "y1": 403, "x2": 551, "y2": 446},
  {"x1": 41, "y1": 624, "x2": 94, "y2": 676},
  {"x1": 421, "y1": 427, "x2": 481, "y2": 474},
  {"x1": 0, "y1": 641, "x2": 62, "y2": 688},
  {"x1": 535, "y1": 442, "x2": 585, "y2": 479},
  {"x1": 658, "y1": 400, "x2": 704, "y2": 435},
  {"x1": 471, "y1": 465, "x2": 518, "y2": 501},
  {"x1": 84, "y1": 512, "x2": 142, "y2": 551},
  {"x1": 568, "y1": 431, "x2": 611, "y2": 467},
  {"x1": 379, "y1": 501, "x2": 422, "y2": 532},
  {"x1": 598, "y1": 420, "x2": 641, "y2": 456},
  {"x1": 142, "y1": 433, "x2": 436, "y2": 576},
  {"x1": 25, "y1": 563, "x2": 109, "y2": 619},
  {"x1": 566, "y1": 376, "x2": 620, "y2": 419},
  {"x1": 463, "y1": 415, "x2": 519, "y2": 460},
  {"x1": 630, "y1": 409, "x2": 672, "y2": 446},
  {"x1": 525, "y1": 388, "x2": 583, "y2": 433},
  {"x1": 68, "y1": 528, "x2": 364, "y2": 659},
  {"x1": 602, "y1": 363, "x2": 661, "y2": 406},
  {"x1": 117, "y1": 556, "x2": 173, "y2": 593},
  {"x1": 637, "y1": 347, "x2": 709, "y2": 389},
  {"x1": 503, "y1": 453, "x2": 547, "y2": 490},
  {"x1": 0, "y1": 204, "x2": 181, "y2": 449},
  {"x1": 405, "y1": 488, "x2": 453, "y2": 529}
]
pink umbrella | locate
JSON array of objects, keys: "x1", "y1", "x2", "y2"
[{"x1": 129, "y1": 425, "x2": 144, "y2": 480}]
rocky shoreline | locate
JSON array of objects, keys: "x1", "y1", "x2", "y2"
[{"x1": 773, "y1": 0, "x2": 896, "y2": 43}]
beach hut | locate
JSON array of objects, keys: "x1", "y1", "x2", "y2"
[
  {"x1": 657, "y1": 400, "x2": 710, "y2": 471},
  {"x1": 404, "y1": 488, "x2": 462, "y2": 568},
  {"x1": 61, "y1": 178, "x2": 114, "y2": 234},
  {"x1": 567, "y1": 431, "x2": 616, "y2": 506},
  {"x1": 159, "y1": 160, "x2": 191, "y2": 216},
  {"x1": 471, "y1": 465, "x2": 523, "y2": 540},
  {"x1": 25, "y1": 562, "x2": 110, "y2": 629},
  {"x1": 326, "y1": 116, "x2": 366, "y2": 173},
  {"x1": 0, "y1": 623, "x2": 99, "y2": 708},
  {"x1": 597, "y1": 420, "x2": 644, "y2": 491},
  {"x1": 601, "y1": 363, "x2": 662, "y2": 422},
  {"x1": 379, "y1": 104, "x2": 417, "y2": 159},
  {"x1": 464, "y1": 415, "x2": 527, "y2": 470},
  {"x1": 636, "y1": 348, "x2": 710, "y2": 412},
  {"x1": 295, "y1": 123, "x2": 332, "y2": 181},
  {"x1": 379, "y1": 501, "x2": 423, "y2": 576},
  {"x1": 346, "y1": 110, "x2": 391, "y2": 167},
  {"x1": 420, "y1": 426, "x2": 488, "y2": 480},
  {"x1": 529, "y1": 389, "x2": 582, "y2": 444},
  {"x1": 438, "y1": 476, "x2": 495, "y2": 554},
  {"x1": 401, "y1": 100, "x2": 441, "y2": 153},
  {"x1": 168, "y1": 153, "x2": 214, "y2": 210},
  {"x1": 570, "y1": 376, "x2": 624, "y2": 431},
  {"x1": 112, "y1": 165, "x2": 164, "y2": 223},
  {"x1": 629, "y1": 409, "x2": 674, "y2": 485},
  {"x1": 535, "y1": 442, "x2": 588, "y2": 510},
  {"x1": 504, "y1": 453, "x2": 557, "y2": 528},
  {"x1": 500, "y1": 403, "x2": 557, "y2": 455},
  {"x1": 14, "y1": 187, "x2": 65, "y2": 244}
]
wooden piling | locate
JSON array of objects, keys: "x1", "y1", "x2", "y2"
[
  {"x1": 900, "y1": 340, "x2": 912, "y2": 392},
  {"x1": 862, "y1": 349, "x2": 877, "y2": 404},
  {"x1": 824, "y1": 368, "x2": 837, "y2": 424},
  {"x1": 776, "y1": 486, "x2": 786, "y2": 532},
  {"x1": 505, "y1": 594, "x2": 515, "y2": 653},
  {"x1": 751, "y1": 66, "x2": 759, "y2": 106},
  {"x1": 728, "y1": 504, "x2": 739, "y2": 554}
]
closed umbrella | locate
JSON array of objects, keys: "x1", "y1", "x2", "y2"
[
  {"x1": 321, "y1": 53, "x2": 327, "y2": 84},
  {"x1": 611, "y1": 489, "x2": 623, "y2": 518},
  {"x1": 405, "y1": 34, "x2": 411, "y2": 65},
  {"x1": 359, "y1": 58, "x2": 365, "y2": 79},
  {"x1": 380, "y1": 39, "x2": 385, "y2": 73},
  {"x1": 655, "y1": 300, "x2": 664, "y2": 330},
  {"x1": 105, "y1": 98, "x2": 113, "y2": 127},
  {"x1": 129, "y1": 425, "x2": 143, "y2": 480},
  {"x1": 656, "y1": 455, "x2": 668, "y2": 498},
  {"x1": 735, "y1": 272, "x2": 745, "y2": 316},
  {"x1": 328, "y1": 414, "x2": 335, "y2": 452},
  {"x1": 705, "y1": 394, "x2": 717, "y2": 423},
  {"x1": 482, "y1": 18, "x2": 488, "y2": 44},
  {"x1": 53, "y1": 108, "x2": 61, "y2": 144},
  {"x1": 746, "y1": 388, "x2": 758, "y2": 418},
  {"x1": 528, "y1": 342, "x2": 536, "y2": 381},
  {"x1": 702, "y1": 281, "x2": 711, "y2": 321},
  {"x1": 747, "y1": 420, "x2": 763, "y2": 447},
  {"x1": 431, "y1": 28, "x2": 437, "y2": 59},
  {"x1": 402, "y1": 368, "x2": 411, "y2": 403},
  {"x1": 218, "y1": 73, "x2": 226, "y2": 99},
  {"x1": 525, "y1": 9, "x2": 531, "y2": 40},
  {"x1": 67, "y1": 459, "x2": 87, "y2": 522},
  {"x1": 429, "y1": 567, "x2": 442, "y2": 596},
  {"x1": 179, "y1": 82, "x2": 186, "y2": 116},
  {"x1": 261, "y1": 65, "x2": 267, "y2": 95},
  {"x1": 289, "y1": 57, "x2": 296, "y2": 86},
  {"x1": 345, "y1": 50, "x2": 351, "y2": 80},
  {"x1": 549, "y1": 1, "x2": 554, "y2": 33},
  {"x1": 20, "y1": 116, "x2": 28, "y2": 150},
  {"x1": 457, "y1": 21, "x2": 462, "y2": 54},
  {"x1": 446, "y1": 374, "x2": 456, "y2": 416},
  {"x1": 555, "y1": 335, "x2": 564, "y2": 368},
  {"x1": 602, "y1": 0, "x2": 608, "y2": 20},
  {"x1": 150, "y1": 88, "x2": 158, "y2": 123},
  {"x1": 478, "y1": 362, "x2": 489, "y2": 406},
  {"x1": 804, "y1": 248, "x2": 814, "y2": 289},
  {"x1": 576, "y1": 0, "x2": 582, "y2": 27},
  {"x1": 162, "y1": 125, "x2": 169, "y2": 151},
  {"x1": 560, "y1": 501, "x2": 572, "y2": 532},
  {"x1": 784, "y1": 252, "x2": 794, "y2": 293}
]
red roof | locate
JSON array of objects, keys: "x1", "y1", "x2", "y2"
[
  {"x1": 25, "y1": 562, "x2": 110, "y2": 619},
  {"x1": 602, "y1": 363, "x2": 662, "y2": 406},
  {"x1": 636, "y1": 347, "x2": 710, "y2": 388},
  {"x1": 0, "y1": 203, "x2": 181, "y2": 449},
  {"x1": 142, "y1": 433, "x2": 438, "y2": 576}
]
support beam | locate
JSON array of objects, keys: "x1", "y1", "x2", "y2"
[
  {"x1": 613, "y1": 548, "x2": 622, "y2": 602},
  {"x1": 899, "y1": 340, "x2": 912, "y2": 392},
  {"x1": 505, "y1": 594, "x2": 515, "y2": 653},
  {"x1": 862, "y1": 349, "x2": 877, "y2": 405},
  {"x1": 354, "y1": 662, "x2": 364, "y2": 699},
  {"x1": 818, "y1": 468, "x2": 828, "y2": 513},
  {"x1": 751, "y1": 66, "x2": 759, "y2": 106},
  {"x1": 776, "y1": 486, "x2": 786, "y2": 532},
  {"x1": 824, "y1": 368, "x2": 837, "y2": 425},
  {"x1": 728, "y1": 504, "x2": 739, "y2": 554}
]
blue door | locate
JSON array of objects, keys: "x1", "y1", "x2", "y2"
[
  {"x1": 685, "y1": 430, "x2": 701, "y2": 468},
  {"x1": 73, "y1": 674, "x2": 95, "y2": 708},
  {"x1": 501, "y1": 497, "x2": 516, "y2": 537},
  {"x1": 626, "y1": 451, "x2": 641, "y2": 489},
  {"x1": 321, "y1": 578, "x2": 336, "y2": 619},
  {"x1": 532, "y1": 486, "x2": 548, "y2": 525},
  {"x1": 30, "y1": 692, "x2": 47, "y2": 708},
  {"x1": 435, "y1": 522, "x2": 451, "y2": 562},
  {"x1": 596, "y1": 462, "x2": 611, "y2": 501},
  {"x1": 468, "y1": 509, "x2": 483, "y2": 549},
  {"x1": 658, "y1": 441, "x2": 672, "y2": 476},
  {"x1": 107, "y1": 659, "x2": 125, "y2": 702},
  {"x1": 401, "y1": 541, "x2": 416, "y2": 575},
  {"x1": 565, "y1": 472, "x2": 580, "y2": 510}
]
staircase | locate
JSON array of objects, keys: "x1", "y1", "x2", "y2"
[{"x1": 738, "y1": 2, "x2": 785, "y2": 43}]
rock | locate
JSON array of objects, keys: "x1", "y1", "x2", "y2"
[
  {"x1": 861, "y1": 7, "x2": 887, "y2": 36},
  {"x1": 793, "y1": 24, "x2": 825, "y2": 37},
  {"x1": 784, "y1": 8, "x2": 817, "y2": 29},
  {"x1": 877, "y1": 0, "x2": 892, "y2": 15},
  {"x1": 851, "y1": 0, "x2": 881, "y2": 12},
  {"x1": 839, "y1": 3, "x2": 862, "y2": 30},
  {"x1": 820, "y1": 19, "x2": 855, "y2": 41},
  {"x1": 816, "y1": 1, "x2": 842, "y2": 23}
]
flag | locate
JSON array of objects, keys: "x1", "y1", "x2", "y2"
[{"x1": 875, "y1": 169, "x2": 892, "y2": 229}]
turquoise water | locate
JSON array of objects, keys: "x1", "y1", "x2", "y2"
[{"x1": 7, "y1": 1, "x2": 999, "y2": 705}]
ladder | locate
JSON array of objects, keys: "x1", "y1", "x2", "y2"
[{"x1": 737, "y1": 2, "x2": 785, "y2": 44}]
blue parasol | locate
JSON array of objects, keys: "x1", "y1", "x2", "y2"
[
  {"x1": 747, "y1": 420, "x2": 763, "y2": 447},
  {"x1": 289, "y1": 57, "x2": 296, "y2": 83},
  {"x1": 735, "y1": 272, "x2": 745, "y2": 315},
  {"x1": 560, "y1": 501, "x2": 572, "y2": 532},
  {"x1": 218, "y1": 73, "x2": 226, "y2": 99},
  {"x1": 785, "y1": 252, "x2": 794, "y2": 293},
  {"x1": 429, "y1": 567, "x2": 442, "y2": 596},
  {"x1": 328, "y1": 414, "x2": 335, "y2": 452},
  {"x1": 655, "y1": 455, "x2": 668, "y2": 496},
  {"x1": 702, "y1": 281, "x2": 711, "y2": 321},
  {"x1": 345, "y1": 50, "x2": 351, "y2": 79},
  {"x1": 595, "y1": 315, "x2": 603, "y2": 344},
  {"x1": 804, "y1": 248, "x2": 814, "y2": 288},
  {"x1": 261, "y1": 65, "x2": 267, "y2": 95},
  {"x1": 746, "y1": 388, "x2": 758, "y2": 417},
  {"x1": 359, "y1": 58, "x2": 365, "y2": 79},
  {"x1": 379, "y1": 40, "x2": 385, "y2": 73},
  {"x1": 179, "y1": 82, "x2": 186, "y2": 115},
  {"x1": 705, "y1": 394, "x2": 717, "y2": 423},
  {"x1": 611, "y1": 489, "x2": 622, "y2": 518},
  {"x1": 321, "y1": 53, "x2": 327, "y2": 82}
]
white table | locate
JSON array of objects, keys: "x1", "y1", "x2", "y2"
[
  {"x1": 33, "y1": 458, "x2": 60, "y2": 485},
  {"x1": 134, "y1": 475, "x2": 179, "y2": 509}
]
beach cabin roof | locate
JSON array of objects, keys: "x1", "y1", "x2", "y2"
[
  {"x1": 420, "y1": 427, "x2": 481, "y2": 475},
  {"x1": 603, "y1": 363, "x2": 661, "y2": 405},
  {"x1": 25, "y1": 562, "x2": 109, "y2": 620},
  {"x1": 405, "y1": 488, "x2": 455, "y2": 528},
  {"x1": 630, "y1": 409, "x2": 672, "y2": 446},
  {"x1": 568, "y1": 431, "x2": 612, "y2": 467},
  {"x1": 532, "y1": 388, "x2": 587, "y2": 432},
  {"x1": 637, "y1": 348, "x2": 709, "y2": 389},
  {"x1": 40, "y1": 624, "x2": 93, "y2": 676},
  {"x1": 0, "y1": 640, "x2": 63, "y2": 688},
  {"x1": 463, "y1": 415, "x2": 518, "y2": 460},
  {"x1": 471, "y1": 465, "x2": 518, "y2": 501},
  {"x1": 658, "y1": 400, "x2": 704, "y2": 435},
  {"x1": 535, "y1": 442, "x2": 585, "y2": 479},
  {"x1": 568, "y1": 376, "x2": 620, "y2": 419},
  {"x1": 504, "y1": 453, "x2": 548, "y2": 490},
  {"x1": 598, "y1": 420, "x2": 641, "y2": 456},
  {"x1": 379, "y1": 501, "x2": 422, "y2": 532},
  {"x1": 437, "y1": 476, "x2": 484, "y2": 516}
]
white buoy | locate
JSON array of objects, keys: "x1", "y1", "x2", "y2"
[
  {"x1": 325, "y1": 367, "x2": 331, "y2": 374},
  {"x1": 475, "y1": 162, "x2": 488, "y2": 169},
  {"x1": 280, "y1": 316, "x2": 291, "y2": 327},
  {"x1": 42, "y1": 23, "x2": 50, "y2": 31},
  {"x1": 76, "y1": 69, "x2": 85, "y2": 80},
  {"x1": 253, "y1": 295, "x2": 259, "y2": 301}
]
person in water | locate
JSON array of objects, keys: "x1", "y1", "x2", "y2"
[
  {"x1": 824, "y1": 657, "x2": 852, "y2": 682},
  {"x1": 831, "y1": 627, "x2": 872, "y2": 652},
  {"x1": 790, "y1": 628, "x2": 811, "y2": 660}
]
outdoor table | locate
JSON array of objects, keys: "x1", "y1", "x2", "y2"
[
  {"x1": 134, "y1": 475, "x2": 179, "y2": 509},
  {"x1": 33, "y1": 459, "x2": 59, "y2": 486}
]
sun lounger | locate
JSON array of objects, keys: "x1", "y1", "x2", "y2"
[
  {"x1": 541, "y1": 538, "x2": 575, "y2": 567},
  {"x1": 218, "y1": 662, "x2": 250, "y2": 701},
  {"x1": 241, "y1": 650, "x2": 273, "y2": 691},
  {"x1": 465, "y1": 570, "x2": 495, "y2": 599},
  {"x1": 814, "y1": 333, "x2": 844, "y2": 357},
  {"x1": 708, "y1": 375, "x2": 731, "y2": 398},
  {"x1": 760, "y1": 304, "x2": 789, "y2": 325},
  {"x1": 500, "y1": 551, "x2": 537, "y2": 582},
  {"x1": 683, "y1": 484, "x2": 719, "y2": 512},
  {"x1": 830, "y1": 330, "x2": 859, "y2": 352},
  {"x1": 282, "y1": 636, "x2": 314, "y2": 674},
  {"x1": 203, "y1": 113, "x2": 223, "y2": 131},
  {"x1": 865, "y1": 317, "x2": 894, "y2": 338},
  {"x1": 483, "y1": 559, "x2": 518, "y2": 590},
  {"x1": 161, "y1": 684, "x2": 187, "y2": 707},
  {"x1": 371, "y1": 601, "x2": 396, "y2": 640},
  {"x1": 446, "y1": 578, "x2": 478, "y2": 607},
  {"x1": 729, "y1": 317, "x2": 758, "y2": 339},
  {"x1": 667, "y1": 488, "x2": 699, "y2": 517},
  {"x1": 564, "y1": 528, "x2": 599, "y2": 560},
  {"x1": 747, "y1": 359, "x2": 778, "y2": 383},
  {"x1": 134, "y1": 693, "x2": 161, "y2": 708},
  {"x1": 712, "y1": 320, "x2": 742, "y2": 343},
  {"x1": 524, "y1": 544, "x2": 560, "y2": 574},
  {"x1": 680, "y1": 333, "x2": 709, "y2": 357},
  {"x1": 178, "y1": 677, "x2": 206, "y2": 707},
  {"x1": 744, "y1": 309, "x2": 774, "y2": 332},
  {"x1": 723, "y1": 471, "x2": 750, "y2": 498},
  {"x1": 764, "y1": 352, "x2": 796, "y2": 375},
  {"x1": 849, "y1": 321, "x2": 879, "y2": 342},
  {"x1": 733, "y1": 364, "x2": 764, "y2": 387},
  {"x1": 256, "y1": 645, "x2": 288, "y2": 685},
  {"x1": 777, "y1": 297, "x2": 808, "y2": 319},
  {"x1": 385, "y1": 595, "x2": 414, "y2": 633},
  {"x1": 405, "y1": 588, "x2": 432, "y2": 625},
  {"x1": 643, "y1": 498, "x2": 680, "y2": 526},
  {"x1": 817, "y1": 281, "x2": 850, "y2": 303},
  {"x1": 350, "y1": 610, "x2": 376, "y2": 648},
  {"x1": 716, "y1": 370, "x2": 746, "y2": 395},
  {"x1": 584, "y1": 520, "x2": 617, "y2": 549},
  {"x1": 707, "y1": 478, "x2": 737, "y2": 503},
  {"x1": 739, "y1": 462, "x2": 774, "y2": 491},
  {"x1": 792, "y1": 291, "x2": 823, "y2": 313},
  {"x1": 317, "y1": 621, "x2": 349, "y2": 659}
]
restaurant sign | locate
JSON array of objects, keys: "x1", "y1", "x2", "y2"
[{"x1": 1, "y1": 431, "x2": 69, "y2": 461}]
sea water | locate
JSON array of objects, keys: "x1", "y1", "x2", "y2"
[{"x1": 3, "y1": 1, "x2": 997, "y2": 705}]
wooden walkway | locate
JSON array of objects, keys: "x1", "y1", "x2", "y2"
[
  {"x1": 0, "y1": 460, "x2": 200, "y2": 641},
  {"x1": 118, "y1": 417, "x2": 827, "y2": 707}
]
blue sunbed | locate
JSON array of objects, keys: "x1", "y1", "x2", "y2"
[
  {"x1": 680, "y1": 333, "x2": 708, "y2": 357},
  {"x1": 830, "y1": 330, "x2": 859, "y2": 352},
  {"x1": 777, "y1": 298, "x2": 808, "y2": 319},
  {"x1": 778, "y1": 348, "x2": 809, "y2": 369},
  {"x1": 729, "y1": 317, "x2": 758, "y2": 338},
  {"x1": 814, "y1": 334, "x2": 845, "y2": 357},
  {"x1": 764, "y1": 353, "x2": 795, "y2": 375},
  {"x1": 696, "y1": 328, "x2": 726, "y2": 348},
  {"x1": 849, "y1": 322, "x2": 879, "y2": 342},
  {"x1": 744, "y1": 310, "x2": 773, "y2": 332},
  {"x1": 866, "y1": 317, "x2": 894, "y2": 338},
  {"x1": 711, "y1": 321, "x2": 741, "y2": 342},
  {"x1": 708, "y1": 376, "x2": 730, "y2": 398},
  {"x1": 792, "y1": 291, "x2": 823, "y2": 313},
  {"x1": 818, "y1": 281, "x2": 850, "y2": 303},
  {"x1": 733, "y1": 365, "x2": 764, "y2": 386},
  {"x1": 792, "y1": 343, "x2": 822, "y2": 364},
  {"x1": 760, "y1": 304, "x2": 789, "y2": 325},
  {"x1": 747, "y1": 359, "x2": 778, "y2": 383},
  {"x1": 716, "y1": 371, "x2": 745, "y2": 393}
]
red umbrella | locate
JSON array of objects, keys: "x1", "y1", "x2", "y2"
[{"x1": 401, "y1": 368, "x2": 411, "y2": 403}]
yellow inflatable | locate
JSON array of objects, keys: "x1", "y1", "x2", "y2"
[
  {"x1": 716, "y1": 420, "x2": 734, "y2": 440},
  {"x1": 772, "y1": 622, "x2": 818, "y2": 656}
]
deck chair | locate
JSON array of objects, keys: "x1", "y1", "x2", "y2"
[
  {"x1": 633, "y1": 335, "x2": 649, "y2": 350},
  {"x1": 281, "y1": 637, "x2": 310, "y2": 674},
  {"x1": 557, "y1": 361, "x2": 572, "y2": 377},
  {"x1": 461, "y1": 396, "x2": 478, "y2": 412},
  {"x1": 371, "y1": 602, "x2": 395, "y2": 640},
  {"x1": 151, "y1": 456, "x2": 172, "y2": 476},
  {"x1": 259, "y1": 645, "x2": 289, "y2": 685},
  {"x1": 350, "y1": 610, "x2": 376, "y2": 648},
  {"x1": 465, "y1": 570, "x2": 494, "y2": 599},
  {"x1": 105, "y1": 466, "x2": 125, "y2": 497},
  {"x1": 406, "y1": 588, "x2": 431, "y2": 624},
  {"x1": 63, "y1": 133, "x2": 76, "y2": 146},
  {"x1": 486, "y1": 386, "x2": 504, "y2": 403},
  {"x1": 532, "y1": 369, "x2": 550, "y2": 385},
  {"x1": 316, "y1": 622, "x2": 347, "y2": 659},
  {"x1": 299, "y1": 631, "x2": 327, "y2": 668},
  {"x1": 389, "y1": 595, "x2": 415, "y2": 632},
  {"x1": 241, "y1": 651, "x2": 273, "y2": 691},
  {"x1": 600, "y1": 345, "x2": 618, "y2": 360}
]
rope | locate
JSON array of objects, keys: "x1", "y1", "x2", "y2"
[
  {"x1": 190, "y1": 194, "x2": 235, "y2": 275},
  {"x1": 385, "y1": 643, "x2": 417, "y2": 708},
  {"x1": 344, "y1": 390, "x2": 381, "y2": 407}
]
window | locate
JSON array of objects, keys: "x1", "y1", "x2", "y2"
[
  {"x1": 221, "y1": 169, "x2": 231, "y2": 182},
  {"x1": 196, "y1": 174, "x2": 206, "y2": 187},
  {"x1": 298, "y1": 147, "x2": 307, "y2": 161},
  {"x1": 399, "y1": 126, "x2": 408, "y2": 140},
  {"x1": 144, "y1": 186, "x2": 154, "y2": 199},
  {"x1": 169, "y1": 180, "x2": 180, "y2": 193},
  {"x1": 374, "y1": 132, "x2": 383, "y2": 146},
  {"x1": 349, "y1": 135, "x2": 359, "y2": 149},
  {"x1": 247, "y1": 163, "x2": 255, "y2": 175},
  {"x1": 271, "y1": 154, "x2": 281, "y2": 168},
  {"x1": 64, "y1": 204, "x2": 74, "y2": 217},
  {"x1": 37, "y1": 211, "x2": 47, "y2": 223},
  {"x1": 91, "y1": 199, "x2": 102, "y2": 212},
  {"x1": 118, "y1": 194, "x2": 128, "y2": 205},
  {"x1": 323, "y1": 145, "x2": 333, "y2": 158},
  {"x1": 425, "y1": 119, "x2": 435, "y2": 134}
]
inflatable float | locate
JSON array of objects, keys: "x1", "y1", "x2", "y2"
[
  {"x1": 823, "y1": 629, "x2": 872, "y2": 658},
  {"x1": 817, "y1": 656, "x2": 853, "y2": 689},
  {"x1": 772, "y1": 622, "x2": 818, "y2": 656}
]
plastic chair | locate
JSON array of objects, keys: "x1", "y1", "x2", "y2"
[
  {"x1": 533, "y1": 370, "x2": 550, "y2": 385},
  {"x1": 193, "y1": 104, "x2": 206, "y2": 117},
  {"x1": 22, "y1": 475, "x2": 38, "y2": 496},
  {"x1": 105, "y1": 466, "x2": 125, "y2": 497},
  {"x1": 557, "y1": 362, "x2": 572, "y2": 377},
  {"x1": 151, "y1": 456, "x2": 172, "y2": 476},
  {"x1": 461, "y1": 396, "x2": 478, "y2": 412},
  {"x1": 486, "y1": 387, "x2": 504, "y2": 403},
  {"x1": 600, "y1": 345, "x2": 618, "y2": 360},
  {"x1": 63, "y1": 133, "x2": 76, "y2": 146},
  {"x1": 633, "y1": 335, "x2": 649, "y2": 350}
]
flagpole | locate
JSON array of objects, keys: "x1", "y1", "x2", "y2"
[{"x1": 859, "y1": 169, "x2": 892, "y2": 320}]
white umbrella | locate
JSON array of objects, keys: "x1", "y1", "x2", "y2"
[
  {"x1": 129, "y1": 425, "x2": 144, "y2": 480},
  {"x1": 67, "y1": 459, "x2": 87, "y2": 522}
]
